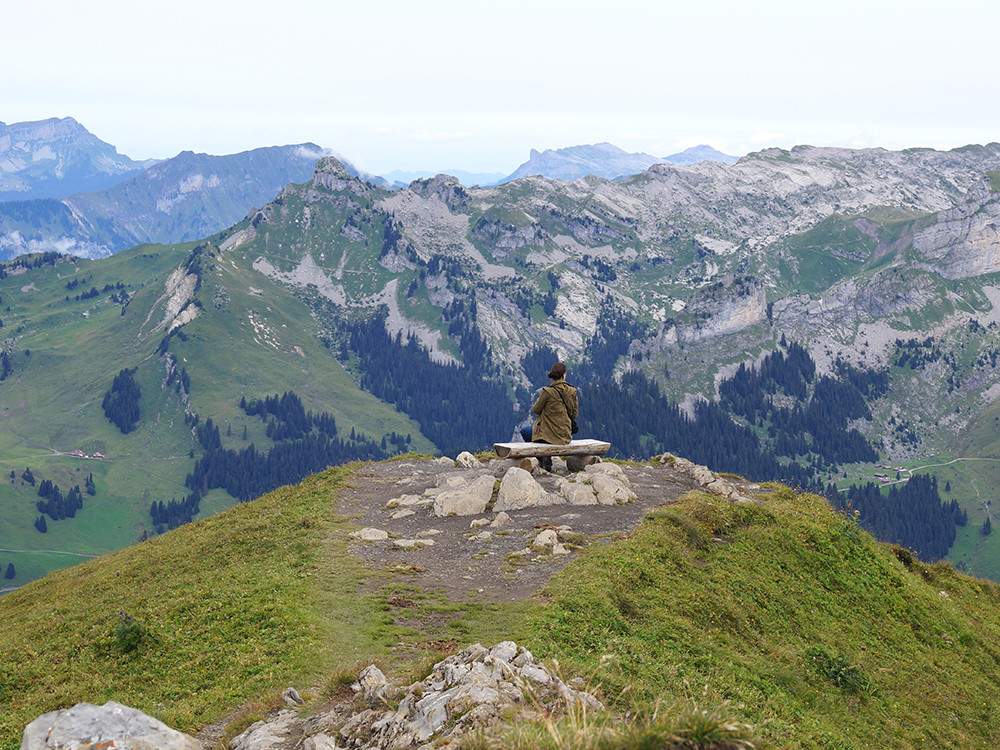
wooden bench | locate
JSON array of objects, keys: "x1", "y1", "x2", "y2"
[{"x1": 493, "y1": 439, "x2": 611, "y2": 459}]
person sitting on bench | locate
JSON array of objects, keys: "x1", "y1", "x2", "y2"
[{"x1": 519, "y1": 362, "x2": 578, "y2": 471}]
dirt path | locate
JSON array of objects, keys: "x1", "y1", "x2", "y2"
[{"x1": 337, "y1": 457, "x2": 702, "y2": 604}]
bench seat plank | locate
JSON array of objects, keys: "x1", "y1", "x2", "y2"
[{"x1": 493, "y1": 439, "x2": 611, "y2": 459}]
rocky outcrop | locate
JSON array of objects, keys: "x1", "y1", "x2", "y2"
[
  {"x1": 21, "y1": 701, "x2": 202, "y2": 750},
  {"x1": 375, "y1": 463, "x2": 637, "y2": 523},
  {"x1": 654, "y1": 453, "x2": 758, "y2": 502},
  {"x1": 911, "y1": 194, "x2": 1000, "y2": 279},
  {"x1": 228, "y1": 642, "x2": 602, "y2": 750}
]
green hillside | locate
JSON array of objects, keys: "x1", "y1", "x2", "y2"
[
  {"x1": 3, "y1": 462, "x2": 1000, "y2": 748},
  {"x1": 0, "y1": 247, "x2": 432, "y2": 585}
]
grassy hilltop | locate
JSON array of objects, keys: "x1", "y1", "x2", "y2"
[{"x1": 3, "y1": 460, "x2": 1000, "y2": 749}]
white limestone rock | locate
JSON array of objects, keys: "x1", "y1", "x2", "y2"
[
  {"x1": 455, "y1": 451, "x2": 481, "y2": 468},
  {"x1": 355, "y1": 664, "x2": 392, "y2": 702},
  {"x1": 303, "y1": 736, "x2": 339, "y2": 750},
  {"x1": 494, "y1": 467, "x2": 549, "y2": 512},
  {"x1": 433, "y1": 475, "x2": 497, "y2": 517},
  {"x1": 350, "y1": 527, "x2": 389, "y2": 541},
  {"x1": 560, "y1": 481, "x2": 598, "y2": 506},
  {"x1": 533, "y1": 529, "x2": 559, "y2": 548},
  {"x1": 592, "y1": 474, "x2": 637, "y2": 505},
  {"x1": 229, "y1": 710, "x2": 298, "y2": 750},
  {"x1": 584, "y1": 462, "x2": 631, "y2": 487},
  {"x1": 393, "y1": 538, "x2": 435, "y2": 549},
  {"x1": 21, "y1": 701, "x2": 201, "y2": 750}
]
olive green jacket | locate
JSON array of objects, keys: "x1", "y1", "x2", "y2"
[{"x1": 531, "y1": 380, "x2": 578, "y2": 445}]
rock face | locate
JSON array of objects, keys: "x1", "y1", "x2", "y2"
[
  {"x1": 21, "y1": 701, "x2": 202, "y2": 750},
  {"x1": 228, "y1": 642, "x2": 602, "y2": 750},
  {"x1": 911, "y1": 194, "x2": 1000, "y2": 279}
]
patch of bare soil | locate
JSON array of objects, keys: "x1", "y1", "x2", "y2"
[{"x1": 337, "y1": 458, "x2": 703, "y2": 604}]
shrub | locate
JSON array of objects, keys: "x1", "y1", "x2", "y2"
[
  {"x1": 114, "y1": 613, "x2": 147, "y2": 653},
  {"x1": 804, "y1": 645, "x2": 872, "y2": 695}
]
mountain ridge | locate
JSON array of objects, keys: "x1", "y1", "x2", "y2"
[
  {"x1": 0, "y1": 144, "x2": 324, "y2": 259},
  {"x1": 500, "y1": 141, "x2": 740, "y2": 182},
  {"x1": 0, "y1": 117, "x2": 155, "y2": 201}
]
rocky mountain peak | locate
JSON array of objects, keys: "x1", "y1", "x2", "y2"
[{"x1": 0, "y1": 116, "x2": 151, "y2": 201}]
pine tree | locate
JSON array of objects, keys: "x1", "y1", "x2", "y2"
[
  {"x1": 4, "y1": 562, "x2": 13, "y2": 580},
  {"x1": 983, "y1": 517, "x2": 993, "y2": 536},
  {"x1": 34, "y1": 515, "x2": 47, "y2": 533}
]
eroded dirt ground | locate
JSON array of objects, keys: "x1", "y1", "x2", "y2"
[{"x1": 338, "y1": 457, "x2": 703, "y2": 603}]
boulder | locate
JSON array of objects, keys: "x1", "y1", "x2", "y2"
[
  {"x1": 229, "y1": 710, "x2": 298, "y2": 750},
  {"x1": 559, "y1": 481, "x2": 598, "y2": 506},
  {"x1": 494, "y1": 468, "x2": 549, "y2": 512},
  {"x1": 584, "y1": 463, "x2": 630, "y2": 486},
  {"x1": 592, "y1": 474, "x2": 636, "y2": 505},
  {"x1": 455, "y1": 451, "x2": 481, "y2": 468},
  {"x1": 432, "y1": 475, "x2": 497, "y2": 517},
  {"x1": 533, "y1": 529, "x2": 559, "y2": 548},
  {"x1": 21, "y1": 701, "x2": 201, "y2": 750},
  {"x1": 303, "y1": 736, "x2": 339, "y2": 750},
  {"x1": 355, "y1": 664, "x2": 392, "y2": 702},
  {"x1": 350, "y1": 527, "x2": 389, "y2": 541}
]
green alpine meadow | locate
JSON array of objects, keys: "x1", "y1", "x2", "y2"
[{"x1": 3, "y1": 465, "x2": 1000, "y2": 748}]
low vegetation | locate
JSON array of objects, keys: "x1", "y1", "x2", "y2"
[
  {"x1": 522, "y1": 486, "x2": 1000, "y2": 748},
  {"x1": 0, "y1": 465, "x2": 391, "y2": 747},
  {"x1": 5, "y1": 463, "x2": 1000, "y2": 749}
]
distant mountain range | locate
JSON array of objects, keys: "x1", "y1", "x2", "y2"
[
  {"x1": 381, "y1": 168, "x2": 507, "y2": 188},
  {"x1": 500, "y1": 142, "x2": 740, "y2": 182},
  {"x1": 380, "y1": 143, "x2": 740, "y2": 187},
  {"x1": 0, "y1": 120, "x2": 739, "y2": 260},
  {"x1": 0, "y1": 135, "x2": 325, "y2": 259},
  {"x1": 0, "y1": 117, "x2": 157, "y2": 201}
]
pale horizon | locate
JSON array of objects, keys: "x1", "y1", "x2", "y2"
[{"x1": 3, "y1": 0, "x2": 997, "y2": 175}]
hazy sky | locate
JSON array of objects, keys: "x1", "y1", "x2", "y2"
[{"x1": 3, "y1": 0, "x2": 997, "y2": 175}]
